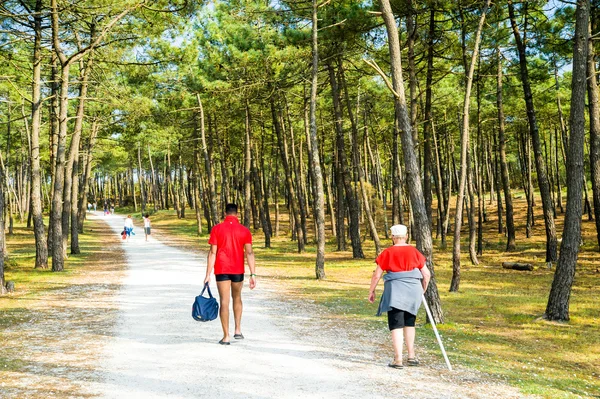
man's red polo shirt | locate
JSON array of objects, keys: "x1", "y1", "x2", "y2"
[{"x1": 208, "y1": 215, "x2": 253, "y2": 275}]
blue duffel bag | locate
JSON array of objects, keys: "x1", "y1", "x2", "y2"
[{"x1": 192, "y1": 283, "x2": 219, "y2": 322}]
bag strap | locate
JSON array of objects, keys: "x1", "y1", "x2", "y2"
[{"x1": 201, "y1": 282, "x2": 214, "y2": 299}]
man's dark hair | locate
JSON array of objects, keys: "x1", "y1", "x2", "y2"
[{"x1": 225, "y1": 203, "x2": 238, "y2": 215}]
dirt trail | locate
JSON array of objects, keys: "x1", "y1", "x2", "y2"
[{"x1": 86, "y1": 213, "x2": 530, "y2": 399}]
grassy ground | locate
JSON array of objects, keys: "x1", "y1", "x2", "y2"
[
  {"x1": 0, "y1": 215, "x2": 126, "y2": 398},
  {"x1": 135, "y1": 194, "x2": 600, "y2": 399}
]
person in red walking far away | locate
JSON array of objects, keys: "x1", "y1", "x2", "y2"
[
  {"x1": 204, "y1": 203, "x2": 257, "y2": 345},
  {"x1": 368, "y1": 224, "x2": 431, "y2": 369}
]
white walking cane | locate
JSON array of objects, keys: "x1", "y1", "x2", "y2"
[{"x1": 422, "y1": 294, "x2": 453, "y2": 371}]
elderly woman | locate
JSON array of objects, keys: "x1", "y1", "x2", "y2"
[{"x1": 368, "y1": 224, "x2": 431, "y2": 369}]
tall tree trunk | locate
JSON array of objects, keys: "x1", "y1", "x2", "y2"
[
  {"x1": 252, "y1": 143, "x2": 270, "y2": 248},
  {"x1": 587, "y1": 18, "x2": 600, "y2": 249},
  {"x1": 177, "y1": 143, "x2": 185, "y2": 218},
  {"x1": 328, "y1": 64, "x2": 363, "y2": 259},
  {"x1": 70, "y1": 138, "x2": 81, "y2": 254},
  {"x1": 285, "y1": 98, "x2": 309, "y2": 245},
  {"x1": 546, "y1": 0, "x2": 589, "y2": 321},
  {"x1": 379, "y1": 0, "x2": 443, "y2": 322},
  {"x1": 193, "y1": 103, "x2": 203, "y2": 236},
  {"x1": 197, "y1": 96, "x2": 219, "y2": 227},
  {"x1": 271, "y1": 94, "x2": 304, "y2": 252},
  {"x1": 67, "y1": 52, "x2": 94, "y2": 256},
  {"x1": 467, "y1": 150, "x2": 479, "y2": 265},
  {"x1": 450, "y1": 0, "x2": 490, "y2": 292},
  {"x1": 77, "y1": 120, "x2": 98, "y2": 233},
  {"x1": 422, "y1": 7, "x2": 436, "y2": 228},
  {"x1": 392, "y1": 121, "x2": 402, "y2": 225},
  {"x1": 334, "y1": 142, "x2": 346, "y2": 250},
  {"x1": 360, "y1": 110, "x2": 382, "y2": 254},
  {"x1": 508, "y1": 0, "x2": 558, "y2": 263},
  {"x1": 555, "y1": 61, "x2": 569, "y2": 161},
  {"x1": 50, "y1": 63, "x2": 70, "y2": 271},
  {"x1": 0, "y1": 158, "x2": 5, "y2": 294},
  {"x1": 130, "y1": 165, "x2": 137, "y2": 212},
  {"x1": 47, "y1": 52, "x2": 59, "y2": 255},
  {"x1": 244, "y1": 103, "x2": 252, "y2": 228},
  {"x1": 148, "y1": 146, "x2": 158, "y2": 212},
  {"x1": 30, "y1": 0, "x2": 48, "y2": 269},
  {"x1": 309, "y1": 1, "x2": 326, "y2": 278},
  {"x1": 432, "y1": 122, "x2": 446, "y2": 245},
  {"x1": 497, "y1": 50, "x2": 516, "y2": 251},
  {"x1": 137, "y1": 143, "x2": 146, "y2": 213}
]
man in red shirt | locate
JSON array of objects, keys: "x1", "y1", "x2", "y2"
[{"x1": 204, "y1": 204, "x2": 256, "y2": 345}]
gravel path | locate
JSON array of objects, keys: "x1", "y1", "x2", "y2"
[{"x1": 89, "y1": 213, "x2": 530, "y2": 399}]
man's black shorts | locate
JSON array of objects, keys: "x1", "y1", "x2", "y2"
[
  {"x1": 387, "y1": 307, "x2": 417, "y2": 330},
  {"x1": 215, "y1": 273, "x2": 244, "y2": 283}
]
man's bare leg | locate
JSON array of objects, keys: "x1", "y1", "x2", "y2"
[
  {"x1": 231, "y1": 281, "x2": 243, "y2": 335},
  {"x1": 217, "y1": 280, "x2": 231, "y2": 342}
]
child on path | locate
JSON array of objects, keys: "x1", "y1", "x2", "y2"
[
  {"x1": 124, "y1": 215, "x2": 135, "y2": 242},
  {"x1": 143, "y1": 214, "x2": 151, "y2": 241}
]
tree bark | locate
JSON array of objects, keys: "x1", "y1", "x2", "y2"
[
  {"x1": 68, "y1": 53, "x2": 94, "y2": 256},
  {"x1": 193, "y1": 101, "x2": 203, "y2": 236},
  {"x1": 137, "y1": 143, "x2": 146, "y2": 213},
  {"x1": 309, "y1": 0, "x2": 326, "y2": 278},
  {"x1": 379, "y1": 0, "x2": 443, "y2": 322},
  {"x1": 546, "y1": 0, "x2": 589, "y2": 321},
  {"x1": 0, "y1": 157, "x2": 5, "y2": 294},
  {"x1": 450, "y1": 0, "x2": 490, "y2": 292},
  {"x1": 244, "y1": 102, "x2": 252, "y2": 228},
  {"x1": 271, "y1": 93, "x2": 304, "y2": 252},
  {"x1": 147, "y1": 146, "x2": 158, "y2": 212},
  {"x1": 177, "y1": 143, "x2": 185, "y2": 218},
  {"x1": 508, "y1": 0, "x2": 558, "y2": 263},
  {"x1": 467, "y1": 150, "x2": 479, "y2": 265},
  {"x1": 77, "y1": 120, "x2": 98, "y2": 233},
  {"x1": 30, "y1": 0, "x2": 48, "y2": 269},
  {"x1": 334, "y1": 139, "x2": 346, "y2": 250},
  {"x1": 497, "y1": 51, "x2": 516, "y2": 251},
  {"x1": 285, "y1": 98, "x2": 309, "y2": 245},
  {"x1": 328, "y1": 64, "x2": 364, "y2": 259},
  {"x1": 197, "y1": 96, "x2": 219, "y2": 228},
  {"x1": 587, "y1": 18, "x2": 600, "y2": 249},
  {"x1": 423, "y1": 7, "x2": 436, "y2": 228}
]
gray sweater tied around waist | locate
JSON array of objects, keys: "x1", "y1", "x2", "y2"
[{"x1": 377, "y1": 269, "x2": 423, "y2": 316}]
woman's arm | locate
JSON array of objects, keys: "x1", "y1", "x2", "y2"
[
  {"x1": 420, "y1": 264, "x2": 431, "y2": 292},
  {"x1": 368, "y1": 265, "x2": 384, "y2": 303}
]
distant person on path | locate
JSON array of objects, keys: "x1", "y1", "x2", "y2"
[
  {"x1": 104, "y1": 202, "x2": 109, "y2": 216},
  {"x1": 143, "y1": 213, "x2": 151, "y2": 241},
  {"x1": 368, "y1": 224, "x2": 431, "y2": 369},
  {"x1": 204, "y1": 203, "x2": 256, "y2": 345},
  {"x1": 87, "y1": 202, "x2": 92, "y2": 212},
  {"x1": 110, "y1": 202, "x2": 115, "y2": 214},
  {"x1": 124, "y1": 215, "x2": 135, "y2": 242},
  {"x1": 93, "y1": 202, "x2": 97, "y2": 211}
]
